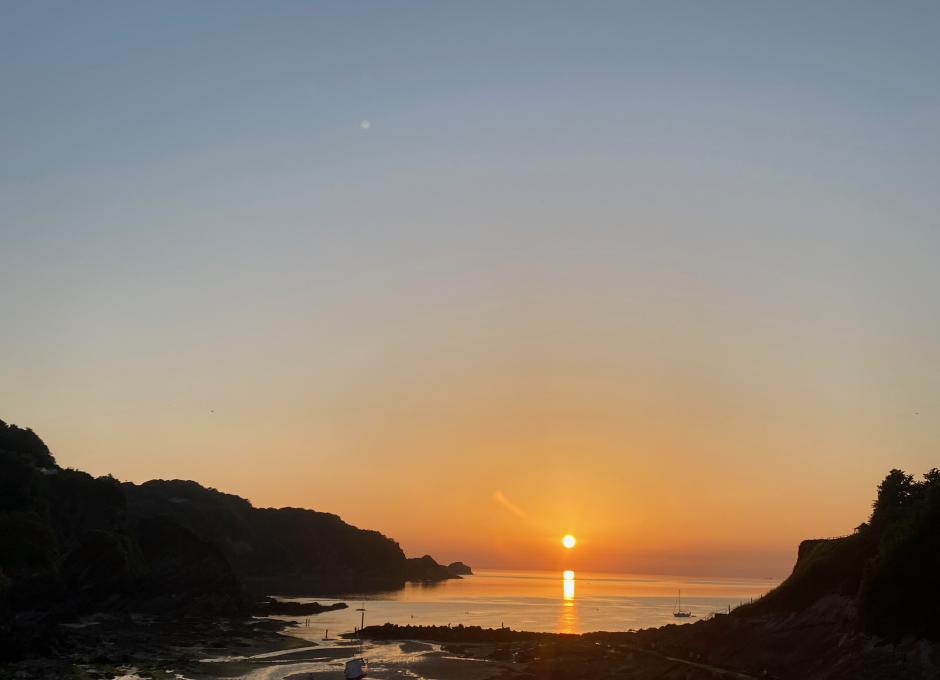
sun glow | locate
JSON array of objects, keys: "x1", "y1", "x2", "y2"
[{"x1": 562, "y1": 534, "x2": 576, "y2": 549}]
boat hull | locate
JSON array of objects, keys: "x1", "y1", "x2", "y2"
[{"x1": 344, "y1": 658, "x2": 368, "y2": 679}]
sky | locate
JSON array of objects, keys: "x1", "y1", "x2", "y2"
[{"x1": 2, "y1": 1, "x2": 939, "y2": 577}]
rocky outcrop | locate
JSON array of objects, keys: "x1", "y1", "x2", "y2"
[
  {"x1": 447, "y1": 561, "x2": 473, "y2": 576},
  {"x1": 405, "y1": 555, "x2": 460, "y2": 582},
  {"x1": 253, "y1": 597, "x2": 348, "y2": 616}
]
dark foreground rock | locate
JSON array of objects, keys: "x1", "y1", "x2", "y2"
[
  {"x1": 356, "y1": 611, "x2": 940, "y2": 679},
  {"x1": 0, "y1": 614, "x2": 307, "y2": 680},
  {"x1": 253, "y1": 597, "x2": 348, "y2": 616},
  {"x1": 617, "y1": 595, "x2": 939, "y2": 679},
  {"x1": 353, "y1": 623, "x2": 554, "y2": 643}
]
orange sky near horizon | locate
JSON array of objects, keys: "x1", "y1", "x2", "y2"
[
  {"x1": 5, "y1": 219, "x2": 937, "y2": 577},
  {"x1": 11, "y1": 305, "x2": 933, "y2": 580}
]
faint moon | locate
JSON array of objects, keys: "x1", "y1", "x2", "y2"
[{"x1": 360, "y1": 120, "x2": 371, "y2": 129}]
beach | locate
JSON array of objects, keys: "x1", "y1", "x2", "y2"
[{"x1": 6, "y1": 590, "x2": 937, "y2": 680}]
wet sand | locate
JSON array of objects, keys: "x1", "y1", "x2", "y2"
[{"x1": 223, "y1": 640, "x2": 513, "y2": 680}]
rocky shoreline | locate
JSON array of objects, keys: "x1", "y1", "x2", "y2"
[
  {"x1": 354, "y1": 603, "x2": 940, "y2": 680},
  {"x1": 0, "y1": 613, "x2": 312, "y2": 680},
  {"x1": 252, "y1": 597, "x2": 349, "y2": 617}
]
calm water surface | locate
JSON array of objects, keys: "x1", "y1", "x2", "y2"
[{"x1": 276, "y1": 569, "x2": 778, "y2": 635}]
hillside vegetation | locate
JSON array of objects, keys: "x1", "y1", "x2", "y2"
[
  {"x1": 124, "y1": 478, "x2": 410, "y2": 595},
  {"x1": 736, "y1": 467, "x2": 940, "y2": 640}
]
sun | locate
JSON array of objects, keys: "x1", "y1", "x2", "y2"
[{"x1": 562, "y1": 534, "x2": 576, "y2": 549}]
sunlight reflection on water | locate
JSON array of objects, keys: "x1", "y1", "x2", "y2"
[
  {"x1": 560, "y1": 570, "x2": 577, "y2": 633},
  {"x1": 562, "y1": 570, "x2": 575, "y2": 601}
]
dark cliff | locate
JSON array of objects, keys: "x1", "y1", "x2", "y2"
[
  {"x1": 0, "y1": 417, "x2": 461, "y2": 661},
  {"x1": 735, "y1": 467, "x2": 940, "y2": 641},
  {"x1": 123, "y1": 478, "x2": 408, "y2": 594}
]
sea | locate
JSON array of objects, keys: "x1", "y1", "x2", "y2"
[{"x1": 273, "y1": 569, "x2": 778, "y2": 636}]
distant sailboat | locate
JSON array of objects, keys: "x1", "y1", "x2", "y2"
[
  {"x1": 673, "y1": 589, "x2": 692, "y2": 618},
  {"x1": 344, "y1": 604, "x2": 369, "y2": 679}
]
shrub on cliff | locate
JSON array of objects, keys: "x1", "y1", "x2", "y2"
[{"x1": 856, "y1": 469, "x2": 940, "y2": 639}]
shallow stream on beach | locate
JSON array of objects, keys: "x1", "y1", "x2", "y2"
[{"x1": 200, "y1": 639, "x2": 507, "y2": 680}]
